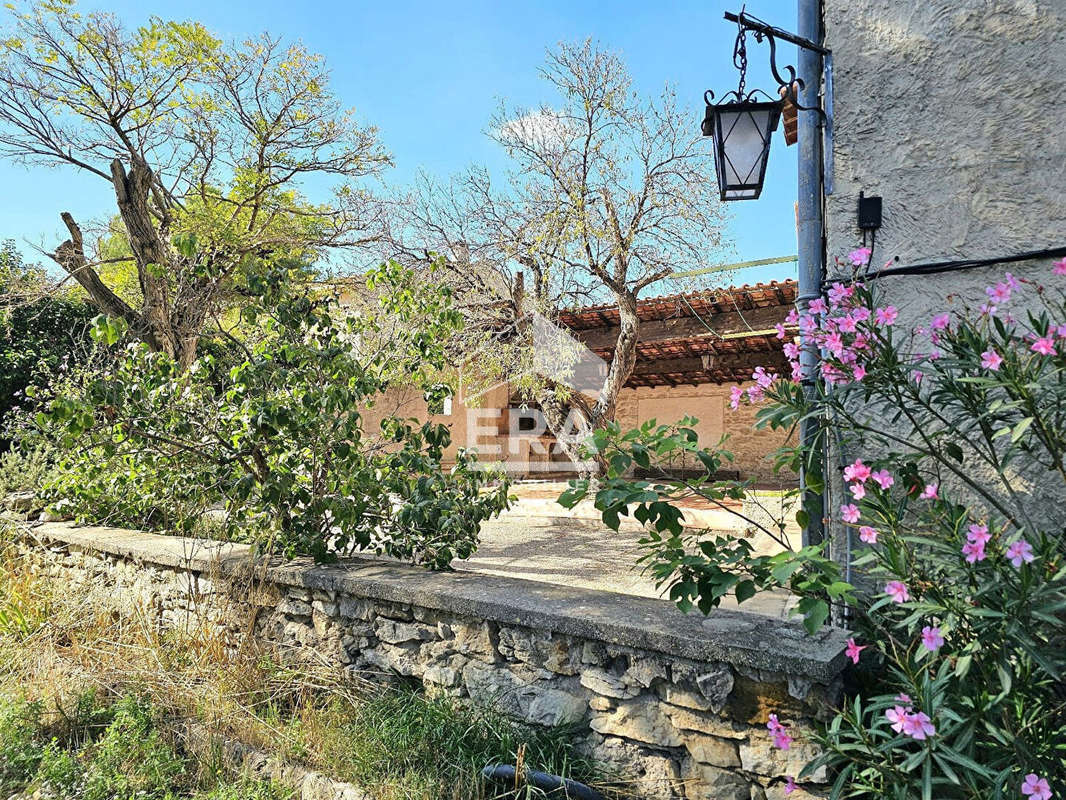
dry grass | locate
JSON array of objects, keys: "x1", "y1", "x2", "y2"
[{"x1": 0, "y1": 529, "x2": 619, "y2": 800}]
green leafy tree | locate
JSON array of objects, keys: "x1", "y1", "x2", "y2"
[
  {"x1": 0, "y1": 239, "x2": 95, "y2": 437},
  {"x1": 36, "y1": 261, "x2": 510, "y2": 567},
  {"x1": 0, "y1": 0, "x2": 390, "y2": 369}
]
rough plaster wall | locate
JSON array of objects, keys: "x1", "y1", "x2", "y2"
[
  {"x1": 616, "y1": 384, "x2": 795, "y2": 485},
  {"x1": 825, "y1": 0, "x2": 1066, "y2": 272},
  {"x1": 822, "y1": 0, "x2": 1066, "y2": 540}
]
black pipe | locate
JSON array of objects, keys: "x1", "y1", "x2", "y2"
[{"x1": 480, "y1": 764, "x2": 606, "y2": 800}]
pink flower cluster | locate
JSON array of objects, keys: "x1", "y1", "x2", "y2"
[
  {"x1": 729, "y1": 365, "x2": 779, "y2": 409},
  {"x1": 775, "y1": 278, "x2": 897, "y2": 388},
  {"x1": 961, "y1": 522, "x2": 1035, "y2": 569},
  {"x1": 885, "y1": 702, "x2": 936, "y2": 740},
  {"x1": 767, "y1": 714, "x2": 793, "y2": 750},
  {"x1": 963, "y1": 523, "x2": 991, "y2": 563}
]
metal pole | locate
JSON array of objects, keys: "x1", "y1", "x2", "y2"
[{"x1": 796, "y1": 0, "x2": 825, "y2": 547}]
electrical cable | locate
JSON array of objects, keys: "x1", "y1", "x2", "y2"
[{"x1": 826, "y1": 244, "x2": 1066, "y2": 287}]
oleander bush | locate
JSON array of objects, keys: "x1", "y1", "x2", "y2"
[{"x1": 566, "y1": 253, "x2": 1066, "y2": 799}]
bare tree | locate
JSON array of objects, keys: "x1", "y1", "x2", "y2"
[
  {"x1": 0, "y1": 2, "x2": 390, "y2": 367},
  {"x1": 386, "y1": 41, "x2": 727, "y2": 466}
]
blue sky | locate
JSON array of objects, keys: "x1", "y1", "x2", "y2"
[{"x1": 0, "y1": 0, "x2": 800, "y2": 286}]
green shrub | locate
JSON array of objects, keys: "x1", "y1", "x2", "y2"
[{"x1": 34, "y1": 260, "x2": 510, "y2": 565}]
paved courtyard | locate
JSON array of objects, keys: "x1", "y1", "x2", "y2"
[{"x1": 455, "y1": 483, "x2": 800, "y2": 619}]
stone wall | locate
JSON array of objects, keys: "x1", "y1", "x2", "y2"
[
  {"x1": 11, "y1": 521, "x2": 848, "y2": 800},
  {"x1": 615, "y1": 383, "x2": 794, "y2": 484}
]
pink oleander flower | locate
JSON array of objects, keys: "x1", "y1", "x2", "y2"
[
  {"x1": 836, "y1": 314, "x2": 857, "y2": 333},
  {"x1": 845, "y1": 637, "x2": 866, "y2": 664},
  {"x1": 775, "y1": 322, "x2": 787, "y2": 340},
  {"x1": 1031, "y1": 336, "x2": 1056, "y2": 356},
  {"x1": 895, "y1": 693, "x2": 912, "y2": 704},
  {"x1": 848, "y1": 247, "x2": 872, "y2": 267},
  {"x1": 767, "y1": 714, "x2": 793, "y2": 750},
  {"x1": 981, "y1": 349, "x2": 1004, "y2": 370},
  {"x1": 921, "y1": 626, "x2": 944, "y2": 652},
  {"x1": 786, "y1": 308, "x2": 799, "y2": 325},
  {"x1": 1005, "y1": 272, "x2": 1020, "y2": 290},
  {"x1": 753, "y1": 365, "x2": 777, "y2": 389},
  {"x1": 1006, "y1": 539, "x2": 1035, "y2": 568},
  {"x1": 1022, "y1": 774, "x2": 1052, "y2": 800},
  {"x1": 852, "y1": 306, "x2": 871, "y2": 323},
  {"x1": 913, "y1": 369, "x2": 924, "y2": 385},
  {"x1": 840, "y1": 504, "x2": 861, "y2": 524},
  {"x1": 729, "y1": 385, "x2": 744, "y2": 410},
  {"x1": 920, "y1": 483, "x2": 938, "y2": 500},
  {"x1": 827, "y1": 282, "x2": 852, "y2": 307},
  {"x1": 849, "y1": 482, "x2": 866, "y2": 500},
  {"x1": 962, "y1": 539, "x2": 987, "y2": 563},
  {"x1": 875, "y1": 306, "x2": 898, "y2": 326},
  {"x1": 871, "y1": 469, "x2": 894, "y2": 490},
  {"x1": 902, "y1": 711, "x2": 936, "y2": 740},
  {"x1": 799, "y1": 314, "x2": 818, "y2": 336},
  {"x1": 843, "y1": 458, "x2": 872, "y2": 484},
  {"x1": 885, "y1": 581, "x2": 910, "y2": 603},
  {"x1": 885, "y1": 705, "x2": 908, "y2": 733},
  {"x1": 783, "y1": 342, "x2": 800, "y2": 359},
  {"x1": 808, "y1": 298, "x2": 828, "y2": 315},
  {"x1": 784, "y1": 776, "x2": 797, "y2": 796},
  {"x1": 746, "y1": 385, "x2": 765, "y2": 403},
  {"x1": 967, "y1": 523, "x2": 991, "y2": 546},
  {"x1": 859, "y1": 525, "x2": 878, "y2": 544},
  {"x1": 987, "y1": 282, "x2": 1012, "y2": 305},
  {"x1": 931, "y1": 313, "x2": 950, "y2": 331},
  {"x1": 852, "y1": 363, "x2": 867, "y2": 381},
  {"x1": 825, "y1": 331, "x2": 844, "y2": 356},
  {"x1": 1054, "y1": 258, "x2": 1066, "y2": 276}
]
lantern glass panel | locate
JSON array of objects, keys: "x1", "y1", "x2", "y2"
[{"x1": 705, "y1": 100, "x2": 780, "y2": 201}]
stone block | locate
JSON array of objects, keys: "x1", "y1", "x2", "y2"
[
  {"x1": 589, "y1": 698, "x2": 682, "y2": 748},
  {"x1": 682, "y1": 732, "x2": 741, "y2": 768},
  {"x1": 338, "y1": 597, "x2": 374, "y2": 621},
  {"x1": 738, "y1": 731, "x2": 825, "y2": 781},
  {"x1": 624, "y1": 656, "x2": 669, "y2": 688},
  {"x1": 663, "y1": 705, "x2": 748, "y2": 739},
  {"x1": 681, "y1": 760, "x2": 750, "y2": 800},
  {"x1": 374, "y1": 619, "x2": 433, "y2": 645},
  {"x1": 279, "y1": 598, "x2": 312, "y2": 618},
  {"x1": 696, "y1": 663, "x2": 735, "y2": 711},
  {"x1": 579, "y1": 667, "x2": 641, "y2": 699}
]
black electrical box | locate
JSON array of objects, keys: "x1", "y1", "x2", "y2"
[{"x1": 858, "y1": 193, "x2": 882, "y2": 230}]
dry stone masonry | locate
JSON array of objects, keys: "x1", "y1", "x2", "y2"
[{"x1": 11, "y1": 521, "x2": 849, "y2": 800}]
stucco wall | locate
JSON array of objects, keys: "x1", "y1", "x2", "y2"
[
  {"x1": 616, "y1": 383, "x2": 796, "y2": 485},
  {"x1": 824, "y1": 0, "x2": 1066, "y2": 289},
  {"x1": 821, "y1": 0, "x2": 1066, "y2": 540}
]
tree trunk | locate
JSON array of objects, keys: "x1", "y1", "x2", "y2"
[{"x1": 536, "y1": 289, "x2": 640, "y2": 479}]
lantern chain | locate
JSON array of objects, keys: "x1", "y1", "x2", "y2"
[{"x1": 733, "y1": 10, "x2": 748, "y2": 98}]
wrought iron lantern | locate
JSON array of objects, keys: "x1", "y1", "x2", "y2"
[
  {"x1": 703, "y1": 11, "x2": 829, "y2": 201},
  {"x1": 702, "y1": 91, "x2": 780, "y2": 201}
]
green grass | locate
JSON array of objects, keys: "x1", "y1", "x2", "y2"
[
  {"x1": 292, "y1": 685, "x2": 608, "y2": 800},
  {"x1": 0, "y1": 691, "x2": 293, "y2": 800}
]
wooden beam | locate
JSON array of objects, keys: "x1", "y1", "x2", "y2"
[
  {"x1": 628, "y1": 351, "x2": 787, "y2": 379},
  {"x1": 574, "y1": 304, "x2": 786, "y2": 350}
]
